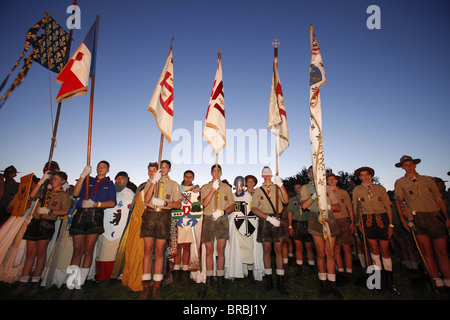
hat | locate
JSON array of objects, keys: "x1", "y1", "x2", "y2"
[
  {"x1": 245, "y1": 174, "x2": 258, "y2": 186},
  {"x1": 1, "y1": 165, "x2": 19, "y2": 174},
  {"x1": 115, "y1": 171, "x2": 129, "y2": 179},
  {"x1": 395, "y1": 155, "x2": 421, "y2": 168},
  {"x1": 354, "y1": 167, "x2": 375, "y2": 178},
  {"x1": 326, "y1": 173, "x2": 340, "y2": 181}
]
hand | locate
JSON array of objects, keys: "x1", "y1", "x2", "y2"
[
  {"x1": 80, "y1": 166, "x2": 92, "y2": 179},
  {"x1": 39, "y1": 171, "x2": 51, "y2": 185},
  {"x1": 289, "y1": 227, "x2": 295, "y2": 237},
  {"x1": 212, "y1": 179, "x2": 220, "y2": 191},
  {"x1": 266, "y1": 215, "x2": 280, "y2": 227},
  {"x1": 82, "y1": 199, "x2": 95, "y2": 208},
  {"x1": 274, "y1": 175, "x2": 283, "y2": 187},
  {"x1": 212, "y1": 209, "x2": 223, "y2": 220},
  {"x1": 151, "y1": 169, "x2": 162, "y2": 184},
  {"x1": 37, "y1": 207, "x2": 50, "y2": 215},
  {"x1": 151, "y1": 198, "x2": 165, "y2": 206}
]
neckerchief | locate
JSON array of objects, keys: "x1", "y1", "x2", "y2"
[
  {"x1": 44, "y1": 189, "x2": 62, "y2": 206},
  {"x1": 92, "y1": 177, "x2": 108, "y2": 194},
  {"x1": 410, "y1": 176, "x2": 422, "y2": 198},
  {"x1": 158, "y1": 176, "x2": 170, "y2": 199},
  {"x1": 263, "y1": 182, "x2": 273, "y2": 197}
]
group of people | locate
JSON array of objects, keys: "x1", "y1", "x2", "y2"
[{"x1": 0, "y1": 154, "x2": 448, "y2": 300}]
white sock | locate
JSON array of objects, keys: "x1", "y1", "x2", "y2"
[
  {"x1": 173, "y1": 264, "x2": 181, "y2": 270},
  {"x1": 327, "y1": 273, "x2": 336, "y2": 282},
  {"x1": 141, "y1": 273, "x2": 151, "y2": 281},
  {"x1": 318, "y1": 272, "x2": 327, "y2": 281},
  {"x1": 153, "y1": 274, "x2": 163, "y2": 282},
  {"x1": 79, "y1": 268, "x2": 90, "y2": 286},
  {"x1": 370, "y1": 253, "x2": 382, "y2": 270},
  {"x1": 19, "y1": 276, "x2": 30, "y2": 283},
  {"x1": 276, "y1": 269, "x2": 284, "y2": 276},
  {"x1": 265, "y1": 268, "x2": 272, "y2": 275},
  {"x1": 433, "y1": 278, "x2": 444, "y2": 287},
  {"x1": 382, "y1": 257, "x2": 392, "y2": 271}
]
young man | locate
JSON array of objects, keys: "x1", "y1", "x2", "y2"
[
  {"x1": 287, "y1": 183, "x2": 315, "y2": 275},
  {"x1": 301, "y1": 166, "x2": 341, "y2": 298},
  {"x1": 327, "y1": 173, "x2": 355, "y2": 285},
  {"x1": 16, "y1": 171, "x2": 71, "y2": 297},
  {"x1": 173, "y1": 170, "x2": 200, "y2": 283},
  {"x1": 69, "y1": 161, "x2": 116, "y2": 298},
  {"x1": 199, "y1": 164, "x2": 234, "y2": 298},
  {"x1": 394, "y1": 155, "x2": 450, "y2": 292},
  {"x1": 352, "y1": 166, "x2": 399, "y2": 295},
  {"x1": 141, "y1": 160, "x2": 181, "y2": 300},
  {"x1": 251, "y1": 166, "x2": 289, "y2": 294}
]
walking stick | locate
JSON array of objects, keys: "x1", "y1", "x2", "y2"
[{"x1": 357, "y1": 198, "x2": 370, "y2": 271}]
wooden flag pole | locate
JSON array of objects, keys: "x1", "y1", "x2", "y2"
[
  {"x1": 213, "y1": 48, "x2": 222, "y2": 211},
  {"x1": 273, "y1": 39, "x2": 280, "y2": 219},
  {"x1": 85, "y1": 73, "x2": 96, "y2": 204}
]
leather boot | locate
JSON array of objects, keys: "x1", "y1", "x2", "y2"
[
  {"x1": 277, "y1": 275, "x2": 289, "y2": 295},
  {"x1": 265, "y1": 274, "x2": 273, "y2": 290},
  {"x1": 138, "y1": 280, "x2": 151, "y2": 300},
  {"x1": 151, "y1": 281, "x2": 162, "y2": 300},
  {"x1": 385, "y1": 271, "x2": 400, "y2": 296},
  {"x1": 198, "y1": 276, "x2": 213, "y2": 298},
  {"x1": 328, "y1": 281, "x2": 343, "y2": 299},
  {"x1": 216, "y1": 276, "x2": 226, "y2": 298},
  {"x1": 319, "y1": 280, "x2": 328, "y2": 297},
  {"x1": 172, "y1": 270, "x2": 180, "y2": 284}
]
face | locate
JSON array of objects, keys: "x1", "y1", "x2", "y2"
[
  {"x1": 148, "y1": 166, "x2": 158, "y2": 178},
  {"x1": 294, "y1": 184, "x2": 301, "y2": 194},
  {"x1": 97, "y1": 162, "x2": 109, "y2": 176},
  {"x1": 115, "y1": 176, "x2": 126, "y2": 187},
  {"x1": 51, "y1": 175, "x2": 65, "y2": 189},
  {"x1": 183, "y1": 173, "x2": 194, "y2": 186},
  {"x1": 161, "y1": 162, "x2": 171, "y2": 176},
  {"x1": 262, "y1": 174, "x2": 272, "y2": 181},
  {"x1": 359, "y1": 171, "x2": 373, "y2": 183},
  {"x1": 246, "y1": 178, "x2": 255, "y2": 189},
  {"x1": 401, "y1": 161, "x2": 416, "y2": 174},
  {"x1": 327, "y1": 176, "x2": 337, "y2": 186},
  {"x1": 211, "y1": 167, "x2": 222, "y2": 180}
]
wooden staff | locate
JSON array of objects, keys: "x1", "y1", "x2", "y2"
[{"x1": 273, "y1": 39, "x2": 280, "y2": 219}]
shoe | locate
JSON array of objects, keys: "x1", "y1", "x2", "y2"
[
  {"x1": 216, "y1": 276, "x2": 226, "y2": 298},
  {"x1": 328, "y1": 281, "x2": 343, "y2": 299},
  {"x1": 198, "y1": 276, "x2": 213, "y2": 298},
  {"x1": 319, "y1": 280, "x2": 328, "y2": 297},
  {"x1": 385, "y1": 271, "x2": 401, "y2": 296},
  {"x1": 277, "y1": 276, "x2": 289, "y2": 295},
  {"x1": 265, "y1": 274, "x2": 273, "y2": 290},
  {"x1": 151, "y1": 281, "x2": 162, "y2": 300},
  {"x1": 138, "y1": 280, "x2": 151, "y2": 300}
]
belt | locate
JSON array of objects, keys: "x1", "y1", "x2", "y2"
[{"x1": 146, "y1": 206, "x2": 169, "y2": 213}]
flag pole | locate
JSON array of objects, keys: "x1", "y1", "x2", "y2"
[
  {"x1": 214, "y1": 48, "x2": 221, "y2": 211},
  {"x1": 273, "y1": 39, "x2": 280, "y2": 219},
  {"x1": 85, "y1": 15, "x2": 100, "y2": 203}
]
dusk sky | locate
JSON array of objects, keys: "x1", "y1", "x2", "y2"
[{"x1": 1, "y1": 0, "x2": 449, "y2": 192}]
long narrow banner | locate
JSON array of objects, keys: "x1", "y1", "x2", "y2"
[
  {"x1": 309, "y1": 25, "x2": 331, "y2": 241},
  {"x1": 148, "y1": 43, "x2": 174, "y2": 143}
]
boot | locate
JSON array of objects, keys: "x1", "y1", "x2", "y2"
[
  {"x1": 385, "y1": 271, "x2": 400, "y2": 296},
  {"x1": 296, "y1": 264, "x2": 303, "y2": 276},
  {"x1": 247, "y1": 270, "x2": 254, "y2": 283},
  {"x1": 138, "y1": 280, "x2": 151, "y2": 300},
  {"x1": 172, "y1": 270, "x2": 180, "y2": 284},
  {"x1": 198, "y1": 276, "x2": 213, "y2": 298},
  {"x1": 265, "y1": 274, "x2": 273, "y2": 290},
  {"x1": 319, "y1": 280, "x2": 328, "y2": 297},
  {"x1": 181, "y1": 270, "x2": 188, "y2": 284},
  {"x1": 277, "y1": 275, "x2": 289, "y2": 295},
  {"x1": 216, "y1": 276, "x2": 226, "y2": 298},
  {"x1": 151, "y1": 281, "x2": 162, "y2": 300},
  {"x1": 328, "y1": 281, "x2": 343, "y2": 299}
]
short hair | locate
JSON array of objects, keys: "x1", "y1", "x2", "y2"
[
  {"x1": 211, "y1": 164, "x2": 222, "y2": 173},
  {"x1": 54, "y1": 171, "x2": 68, "y2": 182},
  {"x1": 148, "y1": 162, "x2": 158, "y2": 169},
  {"x1": 161, "y1": 160, "x2": 171, "y2": 168},
  {"x1": 184, "y1": 170, "x2": 195, "y2": 178},
  {"x1": 98, "y1": 160, "x2": 110, "y2": 169}
]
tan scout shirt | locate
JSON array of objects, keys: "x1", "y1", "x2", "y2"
[
  {"x1": 151, "y1": 177, "x2": 181, "y2": 210},
  {"x1": 201, "y1": 181, "x2": 234, "y2": 216},
  {"x1": 251, "y1": 183, "x2": 284, "y2": 215},
  {"x1": 332, "y1": 188, "x2": 352, "y2": 219},
  {"x1": 33, "y1": 189, "x2": 71, "y2": 220},
  {"x1": 300, "y1": 182, "x2": 338, "y2": 213},
  {"x1": 352, "y1": 184, "x2": 391, "y2": 215},
  {"x1": 394, "y1": 174, "x2": 441, "y2": 213}
]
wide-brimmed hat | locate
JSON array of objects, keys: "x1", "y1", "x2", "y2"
[
  {"x1": 245, "y1": 174, "x2": 258, "y2": 186},
  {"x1": 326, "y1": 173, "x2": 340, "y2": 181},
  {"x1": 1, "y1": 165, "x2": 19, "y2": 174},
  {"x1": 395, "y1": 155, "x2": 421, "y2": 168},
  {"x1": 354, "y1": 167, "x2": 375, "y2": 178}
]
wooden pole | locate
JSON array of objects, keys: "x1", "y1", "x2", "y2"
[
  {"x1": 214, "y1": 48, "x2": 221, "y2": 211},
  {"x1": 85, "y1": 74, "x2": 96, "y2": 203},
  {"x1": 273, "y1": 39, "x2": 280, "y2": 219}
]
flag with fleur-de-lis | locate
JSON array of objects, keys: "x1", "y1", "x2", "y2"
[
  {"x1": 148, "y1": 44, "x2": 174, "y2": 143},
  {"x1": 309, "y1": 24, "x2": 331, "y2": 241}
]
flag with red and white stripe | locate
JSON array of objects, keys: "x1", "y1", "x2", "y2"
[
  {"x1": 148, "y1": 46, "x2": 174, "y2": 143},
  {"x1": 203, "y1": 58, "x2": 226, "y2": 154}
]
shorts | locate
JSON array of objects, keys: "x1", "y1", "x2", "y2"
[
  {"x1": 413, "y1": 211, "x2": 448, "y2": 239},
  {"x1": 201, "y1": 214, "x2": 229, "y2": 243},
  {"x1": 362, "y1": 213, "x2": 389, "y2": 241},
  {"x1": 257, "y1": 214, "x2": 288, "y2": 243},
  {"x1": 70, "y1": 208, "x2": 104, "y2": 236},
  {"x1": 308, "y1": 211, "x2": 340, "y2": 238},
  {"x1": 335, "y1": 218, "x2": 354, "y2": 246},
  {"x1": 23, "y1": 218, "x2": 56, "y2": 241},
  {"x1": 291, "y1": 220, "x2": 313, "y2": 243},
  {"x1": 140, "y1": 209, "x2": 171, "y2": 239}
]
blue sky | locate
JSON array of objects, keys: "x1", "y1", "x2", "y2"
[{"x1": 1, "y1": 0, "x2": 449, "y2": 192}]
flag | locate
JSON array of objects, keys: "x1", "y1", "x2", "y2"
[
  {"x1": 203, "y1": 57, "x2": 226, "y2": 154},
  {"x1": 148, "y1": 43, "x2": 174, "y2": 143},
  {"x1": 309, "y1": 24, "x2": 330, "y2": 241},
  {"x1": 268, "y1": 58, "x2": 289, "y2": 155},
  {"x1": 0, "y1": 16, "x2": 70, "y2": 108},
  {"x1": 54, "y1": 16, "x2": 99, "y2": 103}
]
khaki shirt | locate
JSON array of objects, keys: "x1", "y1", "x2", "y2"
[
  {"x1": 352, "y1": 184, "x2": 391, "y2": 215},
  {"x1": 33, "y1": 189, "x2": 71, "y2": 220},
  {"x1": 150, "y1": 177, "x2": 181, "y2": 210},
  {"x1": 251, "y1": 183, "x2": 284, "y2": 215},
  {"x1": 287, "y1": 195, "x2": 303, "y2": 221},
  {"x1": 332, "y1": 188, "x2": 352, "y2": 219},
  {"x1": 300, "y1": 182, "x2": 338, "y2": 213},
  {"x1": 201, "y1": 181, "x2": 234, "y2": 216},
  {"x1": 394, "y1": 174, "x2": 441, "y2": 213}
]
